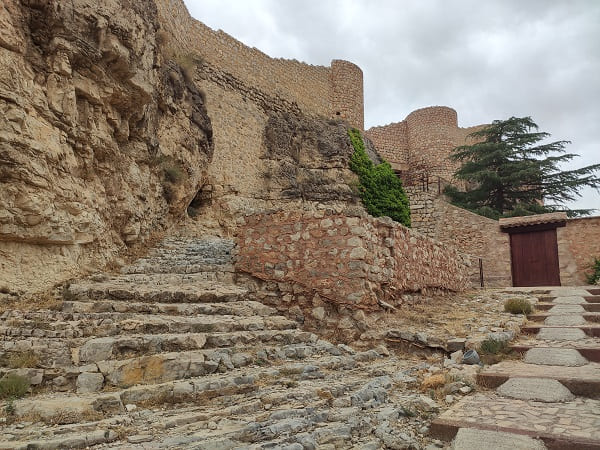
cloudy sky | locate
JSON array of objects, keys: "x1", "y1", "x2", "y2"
[{"x1": 183, "y1": 0, "x2": 599, "y2": 212}]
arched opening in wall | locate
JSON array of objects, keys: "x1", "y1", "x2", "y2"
[
  {"x1": 335, "y1": 112, "x2": 341, "y2": 116},
  {"x1": 186, "y1": 185, "x2": 212, "y2": 218}
]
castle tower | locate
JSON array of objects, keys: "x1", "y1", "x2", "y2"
[{"x1": 330, "y1": 60, "x2": 364, "y2": 130}]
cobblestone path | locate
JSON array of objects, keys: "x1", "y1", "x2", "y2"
[{"x1": 432, "y1": 287, "x2": 600, "y2": 449}]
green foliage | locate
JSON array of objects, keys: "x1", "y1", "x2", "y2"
[
  {"x1": 503, "y1": 297, "x2": 533, "y2": 315},
  {"x1": 348, "y1": 129, "x2": 411, "y2": 227},
  {"x1": 0, "y1": 374, "x2": 30, "y2": 399},
  {"x1": 586, "y1": 257, "x2": 600, "y2": 285},
  {"x1": 446, "y1": 116, "x2": 600, "y2": 218},
  {"x1": 479, "y1": 338, "x2": 509, "y2": 355}
]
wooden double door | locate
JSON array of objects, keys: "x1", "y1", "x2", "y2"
[{"x1": 509, "y1": 227, "x2": 561, "y2": 287}]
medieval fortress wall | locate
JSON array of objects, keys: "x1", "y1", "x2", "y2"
[
  {"x1": 155, "y1": 0, "x2": 363, "y2": 130},
  {"x1": 365, "y1": 106, "x2": 483, "y2": 183}
]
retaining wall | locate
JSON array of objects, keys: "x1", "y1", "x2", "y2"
[{"x1": 235, "y1": 210, "x2": 471, "y2": 311}]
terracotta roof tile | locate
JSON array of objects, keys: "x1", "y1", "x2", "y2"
[{"x1": 499, "y1": 212, "x2": 568, "y2": 229}]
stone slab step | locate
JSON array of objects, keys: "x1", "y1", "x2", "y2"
[
  {"x1": 528, "y1": 313, "x2": 600, "y2": 323},
  {"x1": 431, "y1": 392, "x2": 600, "y2": 449},
  {"x1": 121, "y1": 262, "x2": 235, "y2": 276},
  {"x1": 535, "y1": 302, "x2": 600, "y2": 313},
  {"x1": 0, "y1": 314, "x2": 297, "y2": 340},
  {"x1": 511, "y1": 344, "x2": 600, "y2": 363},
  {"x1": 62, "y1": 299, "x2": 277, "y2": 317},
  {"x1": 0, "y1": 429, "x2": 119, "y2": 450},
  {"x1": 522, "y1": 324, "x2": 600, "y2": 337},
  {"x1": 67, "y1": 280, "x2": 248, "y2": 304},
  {"x1": 477, "y1": 360, "x2": 600, "y2": 397}
]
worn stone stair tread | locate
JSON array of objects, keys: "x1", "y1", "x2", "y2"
[
  {"x1": 535, "y1": 302, "x2": 600, "y2": 312},
  {"x1": 67, "y1": 281, "x2": 249, "y2": 303},
  {"x1": 431, "y1": 392, "x2": 600, "y2": 447},
  {"x1": 10, "y1": 351, "x2": 382, "y2": 424},
  {"x1": 528, "y1": 312, "x2": 600, "y2": 322},
  {"x1": 512, "y1": 342, "x2": 600, "y2": 363},
  {"x1": 496, "y1": 377, "x2": 575, "y2": 402},
  {"x1": 450, "y1": 428, "x2": 547, "y2": 450},
  {"x1": 522, "y1": 347, "x2": 589, "y2": 366},
  {"x1": 477, "y1": 360, "x2": 600, "y2": 396},
  {"x1": 0, "y1": 429, "x2": 119, "y2": 450},
  {"x1": 62, "y1": 299, "x2": 278, "y2": 316}
]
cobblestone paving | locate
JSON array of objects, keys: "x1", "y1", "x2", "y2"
[
  {"x1": 436, "y1": 393, "x2": 600, "y2": 440},
  {"x1": 434, "y1": 287, "x2": 600, "y2": 448}
]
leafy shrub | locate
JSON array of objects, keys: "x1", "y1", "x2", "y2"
[
  {"x1": 479, "y1": 338, "x2": 508, "y2": 355},
  {"x1": 0, "y1": 374, "x2": 30, "y2": 399},
  {"x1": 586, "y1": 257, "x2": 600, "y2": 285},
  {"x1": 504, "y1": 298, "x2": 532, "y2": 315},
  {"x1": 348, "y1": 129, "x2": 411, "y2": 226}
]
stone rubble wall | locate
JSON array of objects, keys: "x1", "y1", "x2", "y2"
[
  {"x1": 558, "y1": 216, "x2": 600, "y2": 285},
  {"x1": 235, "y1": 210, "x2": 471, "y2": 312},
  {"x1": 154, "y1": 0, "x2": 364, "y2": 129}
]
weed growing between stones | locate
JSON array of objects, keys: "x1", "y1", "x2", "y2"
[
  {"x1": 478, "y1": 338, "x2": 514, "y2": 365},
  {"x1": 7, "y1": 350, "x2": 39, "y2": 369},
  {"x1": 504, "y1": 297, "x2": 532, "y2": 315},
  {"x1": 586, "y1": 256, "x2": 600, "y2": 285},
  {"x1": 0, "y1": 374, "x2": 30, "y2": 399},
  {"x1": 348, "y1": 128, "x2": 411, "y2": 227}
]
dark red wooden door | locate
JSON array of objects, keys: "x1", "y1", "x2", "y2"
[{"x1": 510, "y1": 229, "x2": 561, "y2": 287}]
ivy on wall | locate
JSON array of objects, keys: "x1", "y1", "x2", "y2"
[{"x1": 348, "y1": 128, "x2": 411, "y2": 227}]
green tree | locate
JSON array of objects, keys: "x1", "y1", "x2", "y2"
[
  {"x1": 348, "y1": 129, "x2": 411, "y2": 226},
  {"x1": 445, "y1": 116, "x2": 600, "y2": 219}
]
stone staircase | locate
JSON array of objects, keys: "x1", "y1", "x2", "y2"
[
  {"x1": 0, "y1": 237, "x2": 445, "y2": 449},
  {"x1": 431, "y1": 287, "x2": 600, "y2": 449}
]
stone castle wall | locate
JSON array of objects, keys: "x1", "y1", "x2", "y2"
[
  {"x1": 365, "y1": 106, "x2": 483, "y2": 183},
  {"x1": 154, "y1": 0, "x2": 364, "y2": 129},
  {"x1": 235, "y1": 210, "x2": 471, "y2": 312}
]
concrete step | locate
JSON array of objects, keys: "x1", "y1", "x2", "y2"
[
  {"x1": 66, "y1": 280, "x2": 248, "y2": 304},
  {"x1": 62, "y1": 299, "x2": 277, "y2": 317},
  {"x1": 477, "y1": 360, "x2": 600, "y2": 397},
  {"x1": 431, "y1": 392, "x2": 600, "y2": 449}
]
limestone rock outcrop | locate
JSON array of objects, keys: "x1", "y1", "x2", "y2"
[{"x1": 0, "y1": 0, "x2": 213, "y2": 292}]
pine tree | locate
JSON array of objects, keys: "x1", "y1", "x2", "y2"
[{"x1": 444, "y1": 116, "x2": 600, "y2": 219}]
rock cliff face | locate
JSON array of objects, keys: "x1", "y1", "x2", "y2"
[{"x1": 0, "y1": 0, "x2": 213, "y2": 292}]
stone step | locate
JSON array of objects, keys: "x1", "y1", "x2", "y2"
[
  {"x1": 511, "y1": 344, "x2": 600, "y2": 363},
  {"x1": 535, "y1": 302, "x2": 600, "y2": 313},
  {"x1": 66, "y1": 280, "x2": 248, "y2": 304},
  {"x1": 0, "y1": 429, "x2": 120, "y2": 450},
  {"x1": 538, "y1": 295, "x2": 600, "y2": 304},
  {"x1": 528, "y1": 313, "x2": 600, "y2": 323},
  {"x1": 522, "y1": 324, "x2": 600, "y2": 338},
  {"x1": 121, "y1": 262, "x2": 235, "y2": 277},
  {"x1": 7, "y1": 349, "x2": 382, "y2": 424},
  {"x1": 62, "y1": 299, "x2": 277, "y2": 317},
  {"x1": 0, "y1": 313, "x2": 297, "y2": 340},
  {"x1": 477, "y1": 360, "x2": 600, "y2": 397},
  {"x1": 431, "y1": 392, "x2": 600, "y2": 449}
]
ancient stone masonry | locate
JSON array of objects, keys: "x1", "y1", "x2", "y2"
[
  {"x1": 365, "y1": 106, "x2": 483, "y2": 184},
  {"x1": 154, "y1": 0, "x2": 364, "y2": 129},
  {"x1": 558, "y1": 217, "x2": 600, "y2": 285},
  {"x1": 235, "y1": 209, "x2": 471, "y2": 314}
]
